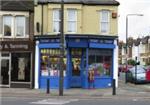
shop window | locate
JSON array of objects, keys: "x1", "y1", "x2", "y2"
[
  {"x1": 71, "y1": 48, "x2": 82, "y2": 57},
  {"x1": 1, "y1": 53, "x2": 10, "y2": 57},
  {"x1": 72, "y1": 58, "x2": 81, "y2": 76},
  {"x1": 71, "y1": 48, "x2": 87, "y2": 76},
  {"x1": 89, "y1": 55, "x2": 95, "y2": 65},
  {"x1": 11, "y1": 53, "x2": 31, "y2": 82},
  {"x1": 40, "y1": 49, "x2": 66, "y2": 76},
  {"x1": 89, "y1": 49, "x2": 112, "y2": 76}
]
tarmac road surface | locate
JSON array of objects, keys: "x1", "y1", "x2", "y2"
[{"x1": 1, "y1": 96, "x2": 150, "y2": 105}]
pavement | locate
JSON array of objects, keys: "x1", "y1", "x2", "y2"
[{"x1": 1, "y1": 80, "x2": 150, "y2": 99}]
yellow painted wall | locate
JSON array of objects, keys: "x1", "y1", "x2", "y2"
[
  {"x1": 34, "y1": 5, "x2": 42, "y2": 35},
  {"x1": 82, "y1": 5, "x2": 118, "y2": 35},
  {"x1": 47, "y1": 4, "x2": 82, "y2": 34},
  {"x1": 34, "y1": 4, "x2": 118, "y2": 36},
  {"x1": 43, "y1": 5, "x2": 48, "y2": 35}
]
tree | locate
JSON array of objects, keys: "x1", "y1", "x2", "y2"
[{"x1": 128, "y1": 59, "x2": 136, "y2": 66}]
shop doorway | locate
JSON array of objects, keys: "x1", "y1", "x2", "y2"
[
  {"x1": 70, "y1": 48, "x2": 86, "y2": 88},
  {"x1": 0, "y1": 57, "x2": 10, "y2": 87}
]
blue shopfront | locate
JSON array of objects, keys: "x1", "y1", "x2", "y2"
[{"x1": 34, "y1": 35, "x2": 117, "y2": 89}]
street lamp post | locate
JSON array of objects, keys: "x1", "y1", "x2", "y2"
[
  {"x1": 125, "y1": 14, "x2": 143, "y2": 83},
  {"x1": 59, "y1": 0, "x2": 64, "y2": 96}
]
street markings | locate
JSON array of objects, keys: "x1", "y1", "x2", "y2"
[
  {"x1": 132, "y1": 98, "x2": 138, "y2": 102},
  {"x1": 30, "y1": 99, "x2": 78, "y2": 105}
]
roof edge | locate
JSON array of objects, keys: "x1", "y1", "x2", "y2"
[{"x1": 38, "y1": 0, "x2": 120, "y2": 6}]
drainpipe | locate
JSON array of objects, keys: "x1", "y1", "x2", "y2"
[{"x1": 41, "y1": 4, "x2": 43, "y2": 35}]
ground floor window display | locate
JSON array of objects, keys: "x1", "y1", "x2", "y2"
[
  {"x1": 0, "y1": 40, "x2": 34, "y2": 88},
  {"x1": 40, "y1": 48, "x2": 66, "y2": 77},
  {"x1": 88, "y1": 49, "x2": 112, "y2": 76},
  {"x1": 0, "y1": 52, "x2": 32, "y2": 88},
  {"x1": 35, "y1": 35, "x2": 117, "y2": 89},
  {"x1": 0, "y1": 53, "x2": 10, "y2": 86},
  {"x1": 11, "y1": 53, "x2": 31, "y2": 82}
]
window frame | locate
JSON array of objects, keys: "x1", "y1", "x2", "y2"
[
  {"x1": 100, "y1": 10, "x2": 110, "y2": 34},
  {"x1": 0, "y1": 15, "x2": 3, "y2": 37},
  {"x1": 67, "y1": 9, "x2": 77, "y2": 33},
  {"x1": 3, "y1": 15, "x2": 13, "y2": 38},
  {"x1": 2, "y1": 15, "x2": 28, "y2": 38},
  {"x1": 52, "y1": 9, "x2": 61, "y2": 33},
  {"x1": 15, "y1": 16, "x2": 26, "y2": 38}
]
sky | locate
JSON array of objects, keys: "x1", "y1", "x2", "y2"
[{"x1": 116, "y1": 0, "x2": 150, "y2": 41}]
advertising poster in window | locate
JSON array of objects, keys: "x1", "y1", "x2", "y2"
[
  {"x1": 40, "y1": 49, "x2": 67, "y2": 77},
  {"x1": 41, "y1": 56, "x2": 49, "y2": 76},
  {"x1": 18, "y1": 58, "x2": 25, "y2": 80}
]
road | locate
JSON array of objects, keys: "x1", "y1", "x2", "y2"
[
  {"x1": 1, "y1": 96, "x2": 150, "y2": 105},
  {"x1": 1, "y1": 72, "x2": 150, "y2": 105}
]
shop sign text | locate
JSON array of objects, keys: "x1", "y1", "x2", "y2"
[{"x1": 0, "y1": 43, "x2": 29, "y2": 51}]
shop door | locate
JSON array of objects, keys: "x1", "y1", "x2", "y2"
[
  {"x1": 0, "y1": 59, "x2": 10, "y2": 87},
  {"x1": 70, "y1": 48, "x2": 86, "y2": 88}
]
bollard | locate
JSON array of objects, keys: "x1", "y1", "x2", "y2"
[
  {"x1": 135, "y1": 57, "x2": 137, "y2": 84},
  {"x1": 46, "y1": 78, "x2": 50, "y2": 94},
  {"x1": 112, "y1": 79, "x2": 116, "y2": 95}
]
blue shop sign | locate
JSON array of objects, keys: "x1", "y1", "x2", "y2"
[
  {"x1": 40, "y1": 39, "x2": 60, "y2": 43},
  {"x1": 90, "y1": 39, "x2": 114, "y2": 44},
  {"x1": 67, "y1": 38, "x2": 88, "y2": 48}
]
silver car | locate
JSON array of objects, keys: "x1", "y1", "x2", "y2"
[{"x1": 127, "y1": 65, "x2": 147, "y2": 83}]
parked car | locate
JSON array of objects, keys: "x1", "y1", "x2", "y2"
[
  {"x1": 118, "y1": 65, "x2": 133, "y2": 73},
  {"x1": 146, "y1": 66, "x2": 150, "y2": 82},
  {"x1": 126, "y1": 65, "x2": 147, "y2": 83}
]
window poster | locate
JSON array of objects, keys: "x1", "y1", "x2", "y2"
[
  {"x1": 18, "y1": 58, "x2": 25, "y2": 80},
  {"x1": 41, "y1": 57, "x2": 49, "y2": 76},
  {"x1": 40, "y1": 48, "x2": 67, "y2": 76},
  {"x1": 41, "y1": 70, "x2": 49, "y2": 76}
]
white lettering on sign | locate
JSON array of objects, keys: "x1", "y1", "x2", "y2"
[
  {"x1": 10, "y1": 44, "x2": 28, "y2": 49},
  {"x1": 75, "y1": 39, "x2": 80, "y2": 42},
  {"x1": 0, "y1": 43, "x2": 29, "y2": 50},
  {"x1": 4, "y1": 44, "x2": 8, "y2": 49}
]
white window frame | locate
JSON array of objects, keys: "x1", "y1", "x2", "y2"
[
  {"x1": 3, "y1": 15, "x2": 13, "y2": 38},
  {"x1": 0, "y1": 11, "x2": 29, "y2": 38},
  {"x1": 15, "y1": 16, "x2": 26, "y2": 38},
  {"x1": 67, "y1": 9, "x2": 77, "y2": 33},
  {"x1": 100, "y1": 10, "x2": 110, "y2": 34},
  {"x1": 0, "y1": 15, "x2": 2, "y2": 37},
  {"x1": 52, "y1": 9, "x2": 61, "y2": 33}
]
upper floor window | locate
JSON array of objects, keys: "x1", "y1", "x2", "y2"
[
  {"x1": 3, "y1": 16, "x2": 13, "y2": 37},
  {"x1": 15, "y1": 16, "x2": 26, "y2": 37},
  {"x1": 53, "y1": 9, "x2": 60, "y2": 33},
  {"x1": 67, "y1": 9, "x2": 77, "y2": 33},
  {"x1": 1, "y1": 15, "x2": 29, "y2": 38},
  {"x1": 100, "y1": 10, "x2": 110, "y2": 34}
]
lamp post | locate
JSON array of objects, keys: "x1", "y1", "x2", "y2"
[
  {"x1": 59, "y1": 0, "x2": 64, "y2": 96},
  {"x1": 125, "y1": 14, "x2": 143, "y2": 83}
]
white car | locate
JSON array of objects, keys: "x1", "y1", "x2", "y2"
[{"x1": 127, "y1": 65, "x2": 147, "y2": 83}]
